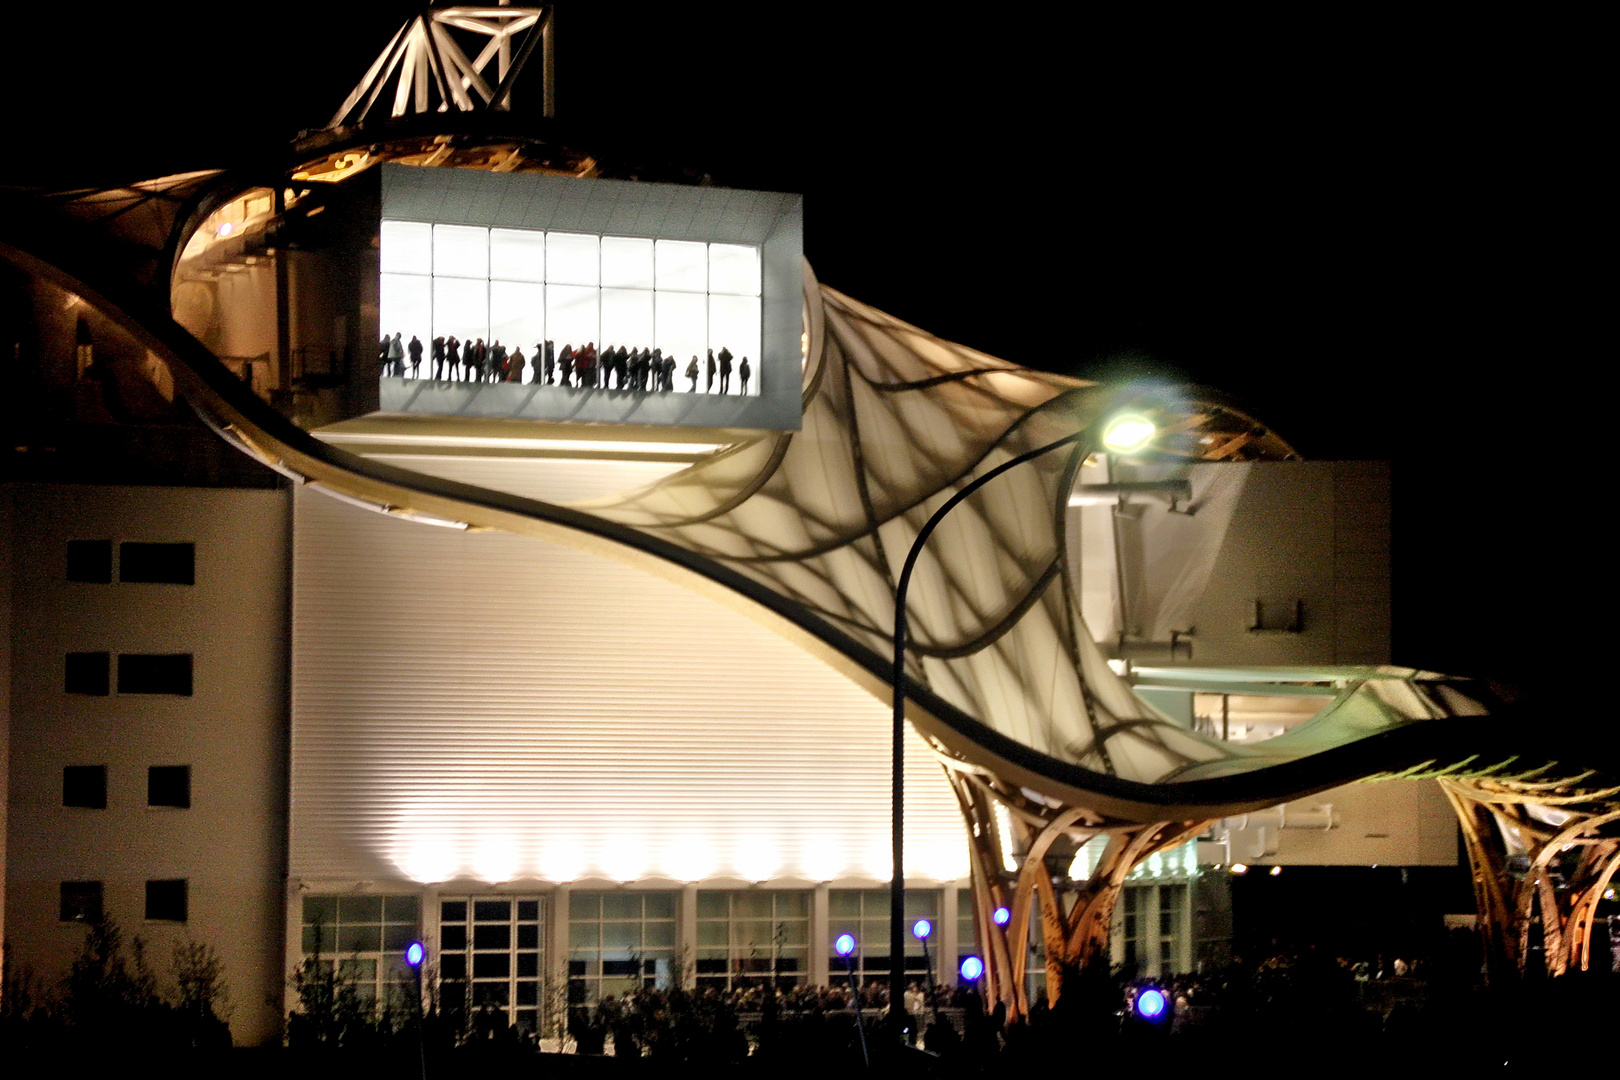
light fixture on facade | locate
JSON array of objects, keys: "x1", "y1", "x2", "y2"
[{"x1": 1230, "y1": 863, "x2": 1249, "y2": 875}]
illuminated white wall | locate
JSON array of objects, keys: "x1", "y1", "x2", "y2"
[
  {"x1": 381, "y1": 221, "x2": 762, "y2": 392},
  {"x1": 289, "y1": 464, "x2": 967, "y2": 890}
]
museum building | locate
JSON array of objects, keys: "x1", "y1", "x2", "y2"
[{"x1": 0, "y1": 6, "x2": 1452, "y2": 1047}]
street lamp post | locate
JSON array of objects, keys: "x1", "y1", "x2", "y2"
[
  {"x1": 834, "y1": 932, "x2": 869, "y2": 1067},
  {"x1": 888, "y1": 428, "x2": 1091, "y2": 1034}
]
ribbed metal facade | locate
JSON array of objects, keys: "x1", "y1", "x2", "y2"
[{"x1": 290, "y1": 464, "x2": 969, "y2": 889}]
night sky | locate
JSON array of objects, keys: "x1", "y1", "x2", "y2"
[{"x1": 4, "y1": 5, "x2": 1593, "y2": 710}]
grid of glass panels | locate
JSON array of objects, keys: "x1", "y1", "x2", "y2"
[
  {"x1": 568, "y1": 891, "x2": 676, "y2": 1006},
  {"x1": 438, "y1": 897, "x2": 545, "y2": 1036},
  {"x1": 827, "y1": 889, "x2": 940, "y2": 987},
  {"x1": 956, "y1": 888, "x2": 980, "y2": 979},
  {"x1": 380, "y1": 221, "x2": 762, "y2": 394},
  {"x1": 301, "y1": 895, "x2": 421, "y2": 1010},
  {"x1": 695, "y1": 890, "x2": 810, "y2": 990}
]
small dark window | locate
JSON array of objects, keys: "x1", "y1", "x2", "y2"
[
  {"x1": 120, "y1": 543, "x2": 195, "y2": 585},
  {"x1": 145, "y1": 879, "x2": 188, "y2": 922},
  {"x1": 117, "y1": 654, "x2": 193, "y2": 696},
  {"x1": 60, "y1": 881, "x2": 104, "y2": 923},
  {"x1": 65, "y1": 652, "x2": 111, "y2": 695},
  {"x1": 63, "y1": 765, "x2": 108, "y2": 808},
  {"x1": 66, "y1": 540, "x2": 113, "y2": 583},
  {"x1": 147, "y1": 766, "x2": 191, "y2": 809}
]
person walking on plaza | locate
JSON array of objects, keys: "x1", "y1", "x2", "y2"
[
  {"x1": 718, "y1": 346, "x2": 733, "y2": 393},
  {"x1": 407, "y1": 335, "x2": 423, "y2": 378},
  {"x1": 739, "y1": 356, "x2": 751, "y2": 395},
  {"x1": 685, "y1": 355, "x2": 699, "y2": 392},
  {"x1": 705, "y1": 349, "x2": 717, "y2": 393}
]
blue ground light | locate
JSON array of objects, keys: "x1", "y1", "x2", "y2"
[{"x1": 1136, "y1": 988, "x2": 1167, "y2": 1020}]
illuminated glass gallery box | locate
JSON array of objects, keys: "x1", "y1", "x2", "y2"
[{"x1": 376, "y1": 164, "x2": 804, "y2": 430}]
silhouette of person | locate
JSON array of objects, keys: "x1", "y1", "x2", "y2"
[
  {"x1": 739, "y1": 356, "x2": 751, "y2": 394},
  {"x1": 509, "y1": 346, "x2": 525, "y2": 383},
  {"x1": 558, "y1": 344, "x2": 574, "y2": 387},
  {"x1": 387, "y1": 332, "x2": 405, "y2": 376},
  {"x1": 489, "y1": 340, "x2": 507, "y2": 381},
  {"x1": 718, "y1": 346, "x2": 733, "y2": 393},
  {"x1": 431, "y1": 335, "x2": 446, "y2": 379},
  {"x1": 446, "y1": 336, "x2": 461, "y2": 379},
  {"x1": 685, "y1": 355, "x2": 699, "y2": 392},
  {"x1": 541, "y1": 340, "x2": 554, "y2": 384},
  {"x1": 662, "y1": 353, "x2": 676, "y2": 392},
  {"x1": 407, "y1": 335, "x2": 423, "y2": 378},
  {"x1": 706, "y1": 349, "x2": 717, "y2": 393}
]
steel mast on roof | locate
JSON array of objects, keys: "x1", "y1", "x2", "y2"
[{"x1": 328, "y1": 3, "x2": 555, "y2": 128}]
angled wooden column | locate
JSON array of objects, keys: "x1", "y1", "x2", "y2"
[
  {"x1": 945, "y1": 764, "x2": 1207, "y2": 1017},
  {"x1": 1441, "y1": 776, "x2": 1620, "y2": 981}
]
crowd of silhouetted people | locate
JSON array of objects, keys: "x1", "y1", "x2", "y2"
[{"x1": 379, "y1": 332, "x2": 751, "y2": 394}]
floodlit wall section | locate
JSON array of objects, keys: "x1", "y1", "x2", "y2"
[
  {"x1": 289, "y1": 471, "x2": 968, "y2": 887},
  {"x1": 381, "y1": 222, "x2": 762, "y2": 394}
]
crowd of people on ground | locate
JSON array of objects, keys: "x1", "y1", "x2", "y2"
[{"x1": 377, "y1": 332, "x2": 752, "y2": 394}]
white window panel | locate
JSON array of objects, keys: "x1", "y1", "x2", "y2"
[
  {"x1": 600, "y1": 288, "x2": 654, "y2": 349},
  {"x1": 546, "y1": 284, "x2": 599, "y2": 350},
  {"x1": 654, "y1": 239, "x2": 707, "y2": 293},
  {"x1": 433, "y1": 224, "x2": 489, "y2": 279},
  {"x1": 601, "y1": 237, "x2": 654, "y2": 290},
  {"x1": 708, "y1": 243, "x2": 761, "y2": 297},
  {"x1": 433, "y1": 276, "x2": 488, "y2": 345},
  {"x1": 655, "y1": 290, "x2": 706, "y2": 366},
  {"x1": 490, "y1": 228, "x2": 547, "y2": 283},
  {"x1": 546, "y1": 232, "x2": 599, "y2": 286},
  {"x1": 381, "y1": 221, "x2": 432, "y2": 275},
  {"x1": 490, "y1": 281, "x2": 546, "y2": 355},
  {"x1": 708, "y1": 294, "x2": 761, "y2": 393},
  {"x1": 381, "y1": 273, "x2": 432, "y2": 349}
]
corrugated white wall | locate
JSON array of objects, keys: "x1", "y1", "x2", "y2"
[{"x1": 290, "y1": 464, "x2": 969, "y2": 889}]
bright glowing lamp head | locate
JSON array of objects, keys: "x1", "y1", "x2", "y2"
[
  {"x1": 405, "y1": 941, "x2": 425, "y2": 967},
  {"x1": 216, "y1": 221, "x2": 234, "y2": 237},
  {"x1": 1269, "y1": 865, "x2": 1282, "y2": 877},
  {"x1": 1101, "y1": 413, "x2": 1155, "y2": 454},
  {"x1": 960, "y1": 956, "x2": 984, "y2": 981},
  {"x1": 911, "y1": 918, "x2": 933, "y2": 941},
  {"x1": 1136, "y1": 988, "x2": 1167, "y2": 1020},
  {"x1": 991, "y1": 906, "x2": 1011, "y2": 926},
  {"x1": 1230, "y1": 863, "x2": 1249, "y2": 875},
  {"x1": 834, "y1": 933, "x2": 857, "y2": 957}
]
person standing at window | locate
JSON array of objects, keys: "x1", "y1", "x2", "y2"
[
  {"x1": 718, "y1": 347, "x2": 733, "y2": 394},
  {"x1": 739, "y1": 356, "x2": 751, "y2": 395},
  {"x1": 387, "y1": 332, "x2": 406, "y2": 376},
  {"x1": 685, "y1": 355, "x2": 699, "y2": 392},
  {"x1": 446, "y1": 336, "x2": 462, "y2": 379},
  {"x1": 431, "y1": 336, "x2": 446, "y2": 379},
  {"x1": 705, "y1": 349, "x2": 717, "y2": 393},
  {"x1": 558, "y1": 344, "x2": 574, "y2": 386},
  {"x1": 540, "y1": 340, "x2": 554, "y2": 384},
  {"x1": 508, "y1": 346, "x2": 526, "y2": 383},
  {"x1": 408, "y1": 335, "x2": 423, "y2": 378}
]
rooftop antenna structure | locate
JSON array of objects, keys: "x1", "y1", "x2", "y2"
[{"x1": 327, "y1": 3, "x2": 555, "y2": 129}]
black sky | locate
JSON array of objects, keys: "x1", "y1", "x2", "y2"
[{"x1": 3, "y1": 4, "x2": 1595, "y2": 704}]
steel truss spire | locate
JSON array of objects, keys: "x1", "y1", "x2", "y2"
[{"x1": 328, "y1": 4, "x2": 555, "y2": 129}]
